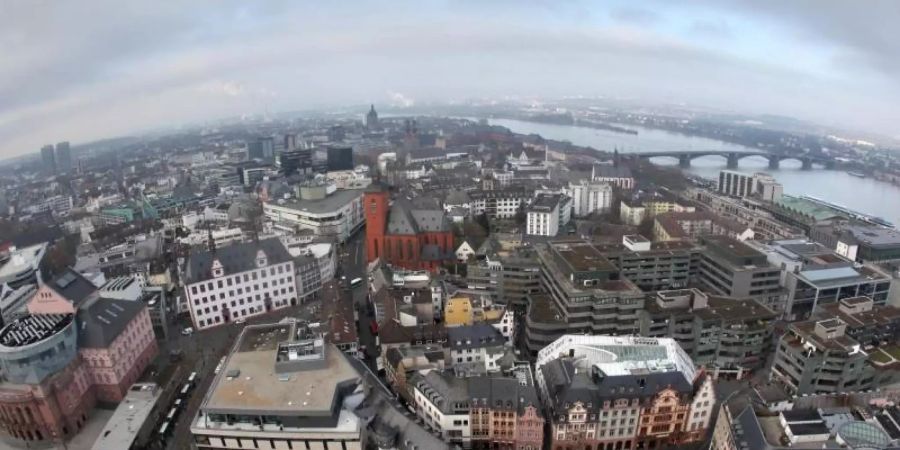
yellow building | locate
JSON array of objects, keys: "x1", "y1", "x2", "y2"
[{"x1": 444, "y1": 296, "x2": 474, "y2": 327}]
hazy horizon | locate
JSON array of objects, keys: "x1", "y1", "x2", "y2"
[{"x1": 3, "y1": 0, "x2": 900, "y2": 158}]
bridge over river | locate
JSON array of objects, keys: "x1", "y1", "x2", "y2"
[{"x1": 632, "y1": 150, "x2": 835, "y2": 170}]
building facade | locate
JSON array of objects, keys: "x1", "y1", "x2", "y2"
[
  {"x1": 535, "y1": 335, "x2": 715, "y2": 450},
  {"x1": 263, "y1": 186, "x2": 365, "y2": 243},
  {"x1": 183, "y1": 238, "x2": 297, "y2": 330},
  {"x1": 566, "y1": 180, "x2": 613, "y2": 217},
  {"x1": 364, "y1": 186, "x2": 455, "y2": 272},
  {"x1": 411, "y1": 367, "x2": 544, "y2": 449}
]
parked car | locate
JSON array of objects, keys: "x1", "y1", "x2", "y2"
[{"x1": 181, "y1": 327, "x2": 194, "y2": 336}]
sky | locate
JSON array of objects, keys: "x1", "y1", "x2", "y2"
[{"x1": 2, "y1": 0, "x2": 900, "y2": 158}]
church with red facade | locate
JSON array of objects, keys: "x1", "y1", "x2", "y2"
[{"x1": 364, "y1": 185, "x2": 455, "y2": 272}]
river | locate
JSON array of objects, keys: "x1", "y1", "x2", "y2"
[{"x1": 487, "y1": 118, "x2": 900, "y2": 226}]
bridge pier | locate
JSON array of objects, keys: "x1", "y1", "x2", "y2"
[
  {"x1": 726, "y1": 153, "x2": 739, "y2": 169},
  {"x1": 768, "y1": 157, "x2": 780, "y2": 170},
  {"x1": 801, "y1": 158, "x2": 813, "y2": 170},
  {"x1": 679, "y1": 154, "x2": 691, "y2": 168}
]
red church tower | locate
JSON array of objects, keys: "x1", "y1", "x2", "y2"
[{"x1": 364, "y1": 185, "x2": 389, "y2": 263}]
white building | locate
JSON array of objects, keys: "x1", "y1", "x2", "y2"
[
  {"x1": 718, "y1": 171, "x2": 783, "y2": 202},
  {"x1": 566, "y1": 180, "x2": 612, "y2": 217},
  {"x1": 183, "y1": 239, "x2": 297, "y2": 330},
  {"x1": 263, "y1": 186, "x2": 364, "y2": 243},
  {"x1": 447, "y1": 323, "x2": 508, "y2": 375},
  {"x1": 455, "y1": 240, "x2": 476, "y2": 262},
  {"x1": 526, "y1": 194, "x2": 569, "y2": 236},
  {"x1": 413, "y1": 373, "x2": 472, "y2": 445},
  {"x1": 470, "y1": 188, "x2": 530, "y2": 220},
  {"x1": 26, "y1": 195, "x2": 73, "y2": 217}
]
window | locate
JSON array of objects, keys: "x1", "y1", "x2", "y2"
[{"x1": 191, "y1": 286, "x2": 198, "y2": 294}]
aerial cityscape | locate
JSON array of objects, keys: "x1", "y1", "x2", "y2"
[{"x1": 3, "y1": 2, "x2": 900, "y2": 450}]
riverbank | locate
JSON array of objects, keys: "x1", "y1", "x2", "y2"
[{"x1": 487, "y1": 117, "x2": 900, "y2": 226}]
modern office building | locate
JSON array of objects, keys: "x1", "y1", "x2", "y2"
[
  {"x1": 696, "y1": 236, "x2": 783, "y2": 310},
  {"x1": 183, "y1": 238, "x2": 297, "y2": 330},
  {"x1": 466, "y1": 249, "x2": 542, "y2": 309},
  {"x1": 639, "y1": 289, "x2": 777, "y2": 379},
  {"x1": 0, "y1": 243, "x2": 47, "y2": 289},
  {"x1": 770, "y1": 298, "x2": 900, "y2": 395},
  {"x1": 523, "y1": 241, "x2": 645, "y2": 354},
  {"x1": 364, "y1": 185, "x2": 455, "y2": 272},
  {"x1": 718, "y1": 170, "x2": 756, "y2": 198},
  {"x1": 248, "y1": 136, "x2": 275, "y2": 162},
  {"x1": 40, "y1": 144, "x2": 56, "y2": 175},
  {"x1": 599, "y1": 235, "x2": 701, "y2": 292},
  {"x1": 835, "y1": 225, "x2": 900, "y2": 263},
  {"x1": 263, "y1": 185, "x2": 365, "y2": 243},
  {"x1": 783, "y1": 263, "x2": 892, "y2": 321},
  {"x1": 55, "y1": 141, "x2": 72, "y2": 174},
  {"x1": 326, "y1": 146, "x2": 354, "y2": 171},
  {"x1": 283, "y1": 133, "x2": 297, "y2": 151},
  {"x1": 566, "y1": 180, "x2": 613, "y2": 217},
  {"x1": 535, "y1": 335, "x2": 715, "y2": 450},
  {"x1": 280, "y1": 149, "x2": 313, "y2": 176},
  {"x1": 410, "y1": 366, "x2": 544, "y2": 449},
  {"x1": 190, "y1": 322, "x2": 364, "y2": 449}
]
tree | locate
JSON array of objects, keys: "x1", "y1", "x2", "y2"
[{"x1": 474, "y1": 213, "x2": 490, "y2": 233}]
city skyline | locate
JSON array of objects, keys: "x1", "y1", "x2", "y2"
[{"x1": 2, "y1": 1, "x2": 900, "y2": 158}]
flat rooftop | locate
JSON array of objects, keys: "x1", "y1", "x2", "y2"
[
  {"x1": 703, "y1": 235, "x2": 765, "y2": 259},
  {"x1": 271, "y1": 188, "x2": 364, "y2": 215},
  {"x1": 551, "y1": 242, "x2": 618, "y2": 273},
  {"x1": 797, "y1": 265, "x2": 887, "y2": 286},
  {"x1": 202, "y1": 322, "x2": 361, "y2": 415},
  {"x1": 0, "y1": 243, "x2": 46, "y2": 279},
  {"x1": 844, "y1": 225, "x2": 900, "y2": 247},
  {"x1": 527, "y1": 294, "x2": 566, "y2": 325}
]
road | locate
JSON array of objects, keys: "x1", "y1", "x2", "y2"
[{"x1": 162, "y1": 226, "x2": 372, "y2": 449}]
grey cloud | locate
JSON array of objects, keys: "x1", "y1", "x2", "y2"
[{"x1": 1, "y1": 0, "x2": 900, "y2": 157}]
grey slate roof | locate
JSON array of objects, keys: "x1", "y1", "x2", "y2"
[
  {"x1": 185, "y1": 238, "x2": 292, "y2": 284},
  {"x1": 50, "y1": 268, "x2": 98, "y2": 307},
  {"x1": 593, "y1": 165, "x2": 633, "y2": 179},
  {"x1": 386, "y1": 198, "x2": 451, "y2": 235},
  {"x1": 416, "y1": 370, "x2": 542, "y2": 416},
  {"x1": 541, "y1": 358, "x2": 693, "y2": 416},
  {"x1": 77, "y1": 297, "x2": 145, "y2": 348},
  {"x1": 447, "y1": 323, "x2": 504, "y2": 350}
]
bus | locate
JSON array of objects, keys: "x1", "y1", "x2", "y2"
[
  {"x1": 166, "y1": 407, "x2": 178, "y2": 422},
  {"x1": 350, "y1": 277, "x2": 363, "y2": 288},
  {"x1": 158, "y1": 421, "x2": 171, "y2": 440},
  {"x1": 179, "y1": 383, "x2": 191, "y2": 399},
  {"x1": 187, "y1": 371, "x2": 197, "y2": 385}
]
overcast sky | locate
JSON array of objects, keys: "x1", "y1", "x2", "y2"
[{"x1": 2, "y1": 0, "x2": 900, "y2": 158}]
